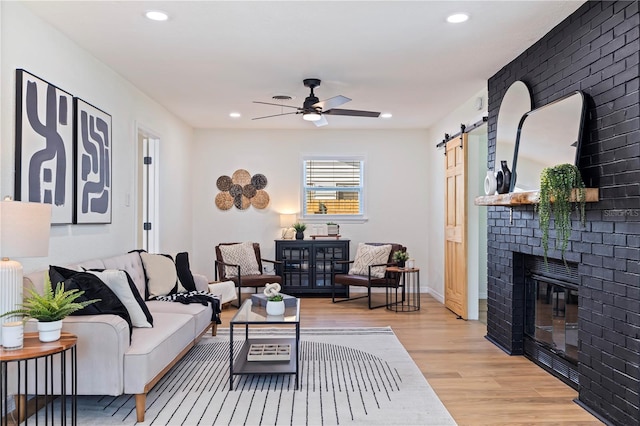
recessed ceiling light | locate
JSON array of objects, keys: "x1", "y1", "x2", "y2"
[
  {"x1": 380, "y1": 113, "x2": 393, "y2": 119},
  {"x1": 446, "y1": 13, "x2": 469, "y2": 24},
  {"x1": 145, "y1": 10, "x2": 169, "y2": 21},
  {"x1": 229, "y1": 112, "x2": 241, "y2": 118}
]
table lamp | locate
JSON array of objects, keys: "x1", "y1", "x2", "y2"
[
  {"x1": 0, "y1": 199, "x2": 52, "y2": 346},
  {"x1": 279, "y1": 214, "x2": 296, "y2": 239}
]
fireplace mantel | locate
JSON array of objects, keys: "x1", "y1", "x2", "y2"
[{"x1": 474, "y1": 188, "x2": 599, "y2": 206}]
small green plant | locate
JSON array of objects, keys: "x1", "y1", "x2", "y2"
[
  {"x1": 326, "y1": 222, "x2": 337, "y2": 225},
  {"x1": 536, "y1": 163, "x2": 586, "y2": 264},
  {"x1": 1, "y1": 279, "x2": 99, "y2": 322},
  {"x1": 292, "y1": 222, "x2": 306, "y2": 232},
  {"x1": 392, "y1": 250, "x2": 409, "y2": 262}
]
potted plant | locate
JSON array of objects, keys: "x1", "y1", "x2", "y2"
[
  {"x1": 392, "y1": 250, "x2": 409, "y2": 268},
  {"x1": 292, "y1": 222, "x2": 306, "y2": 240},
  {"x1": 537, "y1": 163, "x2": 586, "y2": 264},
  {"x1": 326, "y1": 222, "x2": 339, "y2": 236},
  {"x1": 1, "y1": 279, "x2": 99, "y2": 342},
  {"x1": 263, "y1": 283, "x2": 285, "y2": 315}
]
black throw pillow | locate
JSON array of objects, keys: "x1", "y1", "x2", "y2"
[
  {"x1": 49, "y1": 265, "x2": 133, "y2": 338},
  {"x1": 175, "y1": 252, "x2": 197, "y2": 292}
]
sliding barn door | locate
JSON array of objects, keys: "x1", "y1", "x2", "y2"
[{"x1": 444, "y1": 135, "x2": 468, "y2": 319}]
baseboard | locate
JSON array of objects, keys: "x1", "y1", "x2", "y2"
[{"x1": 426, "y1": 287, "x2": 444, "y2": 303}]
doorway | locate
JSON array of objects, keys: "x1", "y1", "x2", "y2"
[{"x1": 136, "y1": 126, "x2": 159, "y2": 253}]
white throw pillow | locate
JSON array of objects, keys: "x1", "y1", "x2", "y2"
[
  {"x1": 139, "y1": 252, "x2": 178, "y2": 298},
  {"x1": 219, "y1": 242, "x2": 261, "y2": 278},
  {"x1": 348, "y1": 243, "x2": 392, "y2": 278},
  {"x1": 87, "y1": 269, "x2": 153, "y2": 328}
]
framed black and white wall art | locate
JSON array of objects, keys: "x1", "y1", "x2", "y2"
[
  {"x1": 15, "y1": 69, "x2": 74, "y2": 224},
  {"x1": 74, "y1": 98, "x2": 112, "y2": 224}
]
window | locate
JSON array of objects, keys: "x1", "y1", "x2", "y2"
[{"x1": 302, "y1": 157, "x2": 364, "y2": 220}]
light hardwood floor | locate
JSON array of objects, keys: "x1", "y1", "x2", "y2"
[{"x1": 221, "y1": 293, "x2": 603, "y2": 426}]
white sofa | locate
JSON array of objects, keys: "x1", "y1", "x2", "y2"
[{"x1": 23, "y1": 251, "x2": 220, "y2": 422}]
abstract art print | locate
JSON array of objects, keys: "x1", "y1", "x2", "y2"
[
  {"x1": 74, "y1": 98, "x2": 112, "y2": 224},
  {"x1": 15, "y1": 69, "x2": 74, "y2": 224}
]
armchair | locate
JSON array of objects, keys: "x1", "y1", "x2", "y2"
[
  {"x1": 215, "y1": 242, "x2": 282, "y2": 307},
  {"x1": 331, "y1": 243, "x2": 406, "y2": 309}
]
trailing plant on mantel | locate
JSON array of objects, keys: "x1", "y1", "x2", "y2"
[{"x1": 536, "y1": 163, "x2": 586, "y2": 264}]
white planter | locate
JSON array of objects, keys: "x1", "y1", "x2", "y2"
[
  {"x1": 37, "y1": 320, "x2": 63, "y2": 342},
  {"x1": 266, "y1": 300, "x2": 285, "y2": 316}
]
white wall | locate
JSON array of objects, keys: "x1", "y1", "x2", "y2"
[
  {"x1": 190, "y1": 129, "x2": 431, "y2": 283},
  {"x1": 425, "y1": 88, "x2": 487, "y2": 318},
  {"x1": 0, "y1": 2, "x2": 194, "y2": 273}
]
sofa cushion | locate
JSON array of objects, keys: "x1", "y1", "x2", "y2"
[
  {"x1": 349, "y1": 243, "x2": 392, "y2": 278},
  {"x1": 146, "y1": 300, "x2": 212, "y2": 336},
  {"x1": 218, "y1": 242, "x2": 260, "y2": 277},
  {"x1": 102, "y1": 252, "x2": 147, "y2": 298},
  {"x1": 123, "y1": 312, "x2": 195, "y2": 394},
  {"x1": 86, "y1": 269, "x2": 154, "y2": 328},
  {"x1": 139, "y1": 252, "x2": 178, "y2": 298}
]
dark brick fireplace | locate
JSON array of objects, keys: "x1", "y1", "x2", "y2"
[{"x1": 486, "y1": 1, "x2": 639, "y2": 425}]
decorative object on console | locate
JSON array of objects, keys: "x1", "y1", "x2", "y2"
[
  {"x1": 326, "y1": 222, "x2": 339, "y2": 236},
  {"x1": 74, "y1": 97, "x2": 112, "y2": 224},
  {"x1": 263, "y1": 283, "x2": 285, "y2": 316},
  {"x1": 292, "y1": 222, "x2": 306, "y2": 240},
  {"x1": 496, "y1": 160, "x2": 512, "y2": 194},
  {"x1": 1, "y1": 278, "x2": 99, "y2": 342},
  {"x1": 392, "y1": 250, "x2": 410, "y2": 268},
  {"x1": 280, "y1": 214, "x2": 296, "y2": 239},
  {"x1": 215, "y1": 169, "x2": 269, "y2": 210},
  {"x1": 14, "y1": 69, "x2": 75, "y2": 225},
  {"x1": 0, "y1": 199, "x2": 51, "y2": 346},
  {"x1": 537, "y1": 163, "x2": 586, "y2": 264},
  {"x1": 484, "y1": 170, "x2": 497, "y2": 195}
]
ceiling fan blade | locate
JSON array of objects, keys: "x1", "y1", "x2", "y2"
[
  {"x1": 313, "y1": 115, "x2": 329, "y2": 127},
  {"x1": 252, "y1": 111, "x2": 299, "y2": 120},
  {"x1": 253, "y1": 101, "x2": 300, "y2": 110},
  {"x1": 324, "y1": 108, "x2": 381, "y2": 118},
  {"x1": 313, "y1": 95, "x2": 351, "y2": 111}
]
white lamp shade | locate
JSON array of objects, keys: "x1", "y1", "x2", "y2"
[
  {"x1": 0, "y1": 201, "x2": 52, "y2": 259},
  {"x1": 279, "y1": 214, "x2": 296, "y2": 228}
]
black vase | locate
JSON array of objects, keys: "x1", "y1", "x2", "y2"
[
  {"x1": 295, "y1": 231, "x2": 304, "y2": 240},
  {"x1": 496, "y1": 160, "x2": 512, "y2": 194}
]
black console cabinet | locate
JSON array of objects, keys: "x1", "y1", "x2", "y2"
[{"x1": 275, "y1": 239, "x2": 350, "y2": 297}]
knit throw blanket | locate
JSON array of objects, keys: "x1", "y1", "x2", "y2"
[{"x1": 151, "y1": 291, "x2": 222, "y2": 324}]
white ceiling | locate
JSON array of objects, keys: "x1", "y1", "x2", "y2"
[{"x1": 22, "y1": 1, "x2": 585, "y2": 130}]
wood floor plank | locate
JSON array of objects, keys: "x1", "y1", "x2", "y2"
[{"x1": 220, "y1": 294, "x2": 603, "y2": 425}]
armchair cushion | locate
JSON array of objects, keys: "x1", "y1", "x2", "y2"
[
  {"x1": 349, "y1": 243, "x2": 392, "y2": 278},
  {"x1": 218, "y1": 242, "x2": 261, "y2": 277}
]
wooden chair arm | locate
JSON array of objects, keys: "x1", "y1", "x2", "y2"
[{"x1": 261, "y1": 258, "x2": 282, "y2": 266}]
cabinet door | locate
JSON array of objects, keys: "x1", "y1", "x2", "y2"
[
  {"x1": 313, "y1": 242, "x2": 348, "y2": 289},
  {"x1": 279, "y1": 244, "x2": 311, "y2": 290}
]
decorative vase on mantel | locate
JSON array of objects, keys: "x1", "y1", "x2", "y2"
[
  {"x1": 496, "y1": 160, "x2": 512, "y2": 194},
  {"x1": 37, "y1": 319, "x2": 63, "y2": 342},
  {"x1": 266, "y1": 300, "x2": 285, "y2": 316},
  {"x1": 484, "y1": 170, "x2": 497, "y2": 195}
]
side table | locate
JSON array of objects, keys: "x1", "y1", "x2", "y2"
[
  {"x1": 386, "y1": 267, "x2": 421, "y2": 312},
  {"x1": 1, "y1": 332, "x2": 77, "y2": 425}
]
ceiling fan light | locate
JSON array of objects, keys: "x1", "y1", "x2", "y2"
[
  {"x1": 303, "y1": 112, "x2": 322, "y2": 122},
  {"x1": 446, "y1": 13, "x2": 469, "y2": 24}
]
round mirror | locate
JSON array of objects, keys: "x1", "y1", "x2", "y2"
[{"x1": 495, "y1": 81, "x2": 532, "y2": 174}]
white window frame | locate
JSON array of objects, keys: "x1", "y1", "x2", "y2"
[{"x1": 300, "y1": 155, "x2": 367, "y2": 223}]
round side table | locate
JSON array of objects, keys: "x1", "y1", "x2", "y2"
[
  {"x1": 386, "y1": 267, "x2": 421, "y2": 312},
  {"x1": 1, "y1": 332, "x2": 77, "y2": 425}
]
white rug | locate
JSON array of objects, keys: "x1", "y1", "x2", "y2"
[{"x1": 34, "y1": 327, "x2": 456, "y2": 425}]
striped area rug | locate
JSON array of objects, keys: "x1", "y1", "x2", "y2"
[{"x1": 41, "y1": 327, "x2": 456, "y2": 425}]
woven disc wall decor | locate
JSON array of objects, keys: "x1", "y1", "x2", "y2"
[
  {"x1": 232, "y1": 169, "x2": 252, "y2": 186},
  {"x1": 251, "y1": 190, "x2": 270, "y2": 209},
  {"x1": 215, "y1": 169, "x2": 270, "y2": 210},
  {"x1": 216, "y1": 175, "x2": 232, "y2": 191},
  {"x1": 215, "y1": 192, "x2": 234, "y2": 210}
]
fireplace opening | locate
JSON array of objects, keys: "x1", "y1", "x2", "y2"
[{"x1": 523, "y1": 256, "x2": 580, "y2": 389}]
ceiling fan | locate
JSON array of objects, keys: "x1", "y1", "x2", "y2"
[{"x1": 252, "y1": 78, "x2": 381, "y2": 127}]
